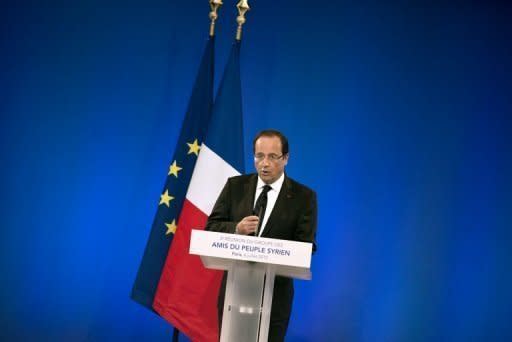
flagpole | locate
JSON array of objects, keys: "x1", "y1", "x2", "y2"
[
  {"x1": 209, "y1": 0, "x2": 223, "y2": 37},
  {"x1": 235, "y1": 0, "x2": 250, "y2": 41}
]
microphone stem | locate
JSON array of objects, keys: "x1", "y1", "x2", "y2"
[{"x1": 256, "y1": 205, "x2": 264, "y2": 236}]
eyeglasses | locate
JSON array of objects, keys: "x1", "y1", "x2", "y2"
[{"x1": 254, "y1": 153, "x2": 285, "y2": 162}]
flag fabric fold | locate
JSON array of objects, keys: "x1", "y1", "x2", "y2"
[{"x1": 153, "y1": 40, "x2": 245, "y2": 342}]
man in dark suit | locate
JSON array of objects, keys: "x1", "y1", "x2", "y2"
[{"x1": 206, "y1": 129, "x2": 317, "y2": 341}]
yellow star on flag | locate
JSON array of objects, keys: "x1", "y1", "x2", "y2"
[
  {"x1": 187, "y1": 139, "x2": 201, "y2": 156},
  {"x1": 159, "y1": 189, "x2": 174, "y2": 207},
  {"x1": 165, "y1": 219, "x2": 177, "y2": 235},
  {"x1": 168, "y1": 160, "x2": 182, "y2": 178}
]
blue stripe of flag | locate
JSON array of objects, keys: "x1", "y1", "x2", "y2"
[{"x1": 205, "y1": 41, "x2": 245, "y2": 173}]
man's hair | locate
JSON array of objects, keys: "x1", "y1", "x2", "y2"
[{"x1": 253, "y1": 129, "x2": 289, "y2": 155}]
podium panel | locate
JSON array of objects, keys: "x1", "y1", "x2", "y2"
[
  {"x1": 222, "y1": 261, "x2": 265, "y2": 342},
  {"x1": 190, "y1": 230, "x2": 313, "y2": 342}
]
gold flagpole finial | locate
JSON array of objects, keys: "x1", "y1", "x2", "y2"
[
  {"x1": 209, "y1": 0, "x2": 223, "y2": 37},
  {"x1": 235, "y1": 0, "x2": 250, "y2": 41}
]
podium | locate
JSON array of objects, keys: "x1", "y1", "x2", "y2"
[{"x1": 190, "y1": 230, "x2": 313, "y2": 342}]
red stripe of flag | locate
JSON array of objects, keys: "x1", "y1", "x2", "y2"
[{"x1": 153, "y1": 199, "x2": 222, "y2": 342}]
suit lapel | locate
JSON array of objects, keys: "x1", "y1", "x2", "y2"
[
  {"x1": 261, "y1": 175, "x2": 294, "y2": 238},
  {"x1": 242, "y1": 174, "x2": 258, "y2": 216}
]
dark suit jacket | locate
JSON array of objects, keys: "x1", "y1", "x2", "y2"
[{"x1": 205, "y1": 173, "x2": 317, "y2": 339}]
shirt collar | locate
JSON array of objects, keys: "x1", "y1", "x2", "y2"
[{"x1": 257, "y1": 172, "x2": 285, "y2": 193}]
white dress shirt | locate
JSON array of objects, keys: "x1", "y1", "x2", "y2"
[{"x1": 254, "y1": 172, "x2": 285, "y2": 237}]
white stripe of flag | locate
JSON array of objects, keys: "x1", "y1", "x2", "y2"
[{"x1": 186, "y1": 143, "x2": 241, "y2": 215}]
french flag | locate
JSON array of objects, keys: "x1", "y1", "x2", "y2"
[{"x1": 153, "y1": 41, "x2": 245, "y2": 342}]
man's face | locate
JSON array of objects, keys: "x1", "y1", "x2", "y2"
[{"x1": 254, "y1": 135, "x2": 288, "y2": 184}]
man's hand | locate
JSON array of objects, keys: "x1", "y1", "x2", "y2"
[{"x1": 236, "y1": 215, "x2": 259, "y2": 235}]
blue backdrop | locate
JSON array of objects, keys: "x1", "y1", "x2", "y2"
[{"x1": 1, "y1": 1, "x2": 511, "y2": 341}]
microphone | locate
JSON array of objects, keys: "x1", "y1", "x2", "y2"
[
  {"x1": 254, "y1": 205, "x2": 264, "y2": 237},
  {"x1": 252, "y1": 184, "x2": 270, "y2": 237}
]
